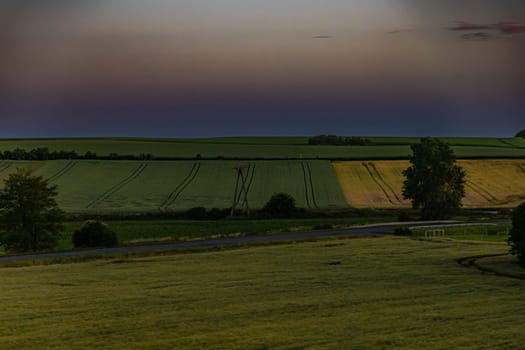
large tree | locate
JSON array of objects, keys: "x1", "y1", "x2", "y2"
[
  {"x1": 0, "y1": 169, "x2": 64, "y2": 252},
  {"x1": 516, "y1": 129, "x2": 525, "y2": 139},
  {"x1": 402, "y1": 138, "x2": 466, "y2": 220},
  {"x1": 508, "y1": 202, "x2": 525, "y2": 267}
]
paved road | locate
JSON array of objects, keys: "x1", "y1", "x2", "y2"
[{"x1": 0, "y1": 221, "x2": 511, "y2": 262}]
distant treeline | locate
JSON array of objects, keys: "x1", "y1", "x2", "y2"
[
  {"x1": 308, "y1": 135, "x2": 374, "y2": 146},
  {"x1": 0, "y1": 148, "x2": 155, "y2": 161},
  {"x1": 1, "y1": 146, "x2": 524, "y2": 162}
]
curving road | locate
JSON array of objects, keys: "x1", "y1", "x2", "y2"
[{"x1": 0, "y1": 221, "x2": 511, "y2": 262}]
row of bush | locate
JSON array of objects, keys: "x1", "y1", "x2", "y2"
[
  {"x1": 71, "y1": 193, "x2": 298, "y2": 248},
  {"x1": 308, "y1": 135, "x2": 374, "y2": 146},
  {"x1": 0, "y1": 148, "x2": 155, "y2": 161}
]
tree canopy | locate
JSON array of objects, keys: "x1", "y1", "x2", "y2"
[
  {"x1": 509, "y1": 202, "x2": 525, "y2": 267},
  {"x1": 516, "y1": 129, "x2": 525, "y2": 139},
  {"x1": 402, "y1": 138, "x2": 466, "y2": 220},
  {"x1": 263, "y1": 193, "x2": 297, "y2": 218},
  {"x1": 0, "y1": 169, "x2": 65, "y2": 252},
  {"x1": 73, "y1": 221, "x2": 118, "y2": 248}
]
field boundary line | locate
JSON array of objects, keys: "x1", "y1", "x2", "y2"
[
  {"x1": 160, "y1": 163, "x2": 201, "y2": 210},
  {"x1": 87, "y1": 162, "x2": 149, "y2": 209},
  {"x1": 305, "y1": 162, "x2": 319, "y2": 208},
  {"x1": 498, "y1": 138, "x2": 525, "y2": 149},
  {"x1": 46, "y1": 161, "x2": 77, "y2": 182},
  {"x1": 362, "y1": 162, "x2": 395, "y2": 204}
]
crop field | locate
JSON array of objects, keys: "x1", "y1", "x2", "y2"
[
  {"x1": 1, "y1": 158, "x2": 524, "y2": 212},
  {"x1": 334, "y1": 159, "x2": 525, "y2": 208},
  {"x1": 0, "y1": 137, "x2": 525, "y2": 159},
  {"x1": 334, "y1": 160, "x2": 410, "y2": 208},
  {"x1": 2, "y1": 236, "x2": 524, "y2": 349},
  {"x1": 0, "y1": 160, "x2": 347, "y2": 213}
]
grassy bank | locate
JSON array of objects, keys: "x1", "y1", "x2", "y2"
[{"x1": 55, "y1": 216, "x2": 396, "y2": 251}]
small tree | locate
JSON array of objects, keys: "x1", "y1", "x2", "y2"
[
  {"x1": 516, "y1": 129, "x2": 525, "y2": 139},
  {"x1": 0, "y1": 169, "x2": 65, "y2": 252},
  {"x1": 263, "y1": 193, "x2": 297, "y2": 218},
  {"x1": 509, "y1": 203, "x2": 525, "y2": 267},
  {"x1": 402, "y1": 138, "x2": 466, "y2": 220},
  {"x1": 73, "y1": 221, "x2": 118, "y2": 248}
]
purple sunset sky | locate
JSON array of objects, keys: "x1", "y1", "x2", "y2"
[{"x1": 0, "y1": 0, "x2": 524, "y2": 138}]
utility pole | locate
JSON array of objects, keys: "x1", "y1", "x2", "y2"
[{"x1": 230, "y1": 165, "x2": 250, "y2": 217}]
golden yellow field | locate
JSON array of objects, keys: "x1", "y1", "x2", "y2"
[{"x1": 333, "y1": 160, "x2": 525, "y2": 208}]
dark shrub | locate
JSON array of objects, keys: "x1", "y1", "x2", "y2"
[
  {"x1": 393, "y1": 227, "x2": 412, "y2": 236},
  {"x1": 73, "y1": 221, "x2": 118, "y2": 248},
  {"x1": 314, "y1": 224, "x2": 334, "y2": 230},
  {"x1": 397, "y1": 210, "x2": 414, "y2": 222},
  {"x1": 208, "y1": 208, "x2": 229, "y2": 220},
  {"x1": 509, "y1": 203, "x2": 525, "y2": 267},
  {"x1": 185, "y1": 207, "x2": 208, "y2": 220},
  {"x1": 263, "y1": 193, "x2": 297, "y2": 218}
]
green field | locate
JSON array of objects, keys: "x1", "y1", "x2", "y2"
[
  {"x1": 2, "y1": 158, "x2": 525, "y2": 213},
  {"x1": 0, "y1": 137, "x2": 524, "y2": 214},
  {"x1": 1, "y1": 137, "x2": 525, "y2": 159},
  {"x1": 2, "y1": 236, "x2": 524, "y2": 349},
  {"x1": 0, "y1": 160, "x2": 348, "y2": 213}
]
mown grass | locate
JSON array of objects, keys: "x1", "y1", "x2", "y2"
[{"x1": 1, "y1": 236, "x2": 524, "y2": 349}]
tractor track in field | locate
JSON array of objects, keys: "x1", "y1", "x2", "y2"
[
  {"x1": 46, "y1": 161, "x2": 77, "y2": 182},
  {"x1": 362, "y1": 162, "x2": 400, "y2": 204},
  {"x1": 367, "y1": 163, "x2": 402, "y2": 202},
  {"x1": 87, "y1": 162, "x2": 149, "y2": 209},
  {"x1": 231, "y1": 163, "x2": 256, "y2": 210},
  {"x1": 160, "y1": 163, "x2": 201, "y2": 211},
  {"x1": 300, "y1": 162, "x2": 311, "y2": 208},
  {"x1": 457, "y1": 254, "x2": 525, "y2": 281},
  {"x1": 466, "y1": 181, "x2": 498, "y2": 202},
  {"x1": 245, "y1": 163, "x2": 256, "y2": 194},
  {"x1": 0, "y1": 161, "x2": 12, "y2": 173},
  {"x1": 306, "y1": 162, "x2": 318, "y2": 208},
  {"x1": 301, "y1": 162, "x2": 318, "y2": 209}
]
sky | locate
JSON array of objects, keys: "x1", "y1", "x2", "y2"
[{"x1": 0, "y1": 0, "x2": 524, "y2": 138}]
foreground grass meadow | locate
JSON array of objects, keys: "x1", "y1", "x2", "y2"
[{"x1": 2, "y1": 236, "x2": 525, "y2": 349}]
